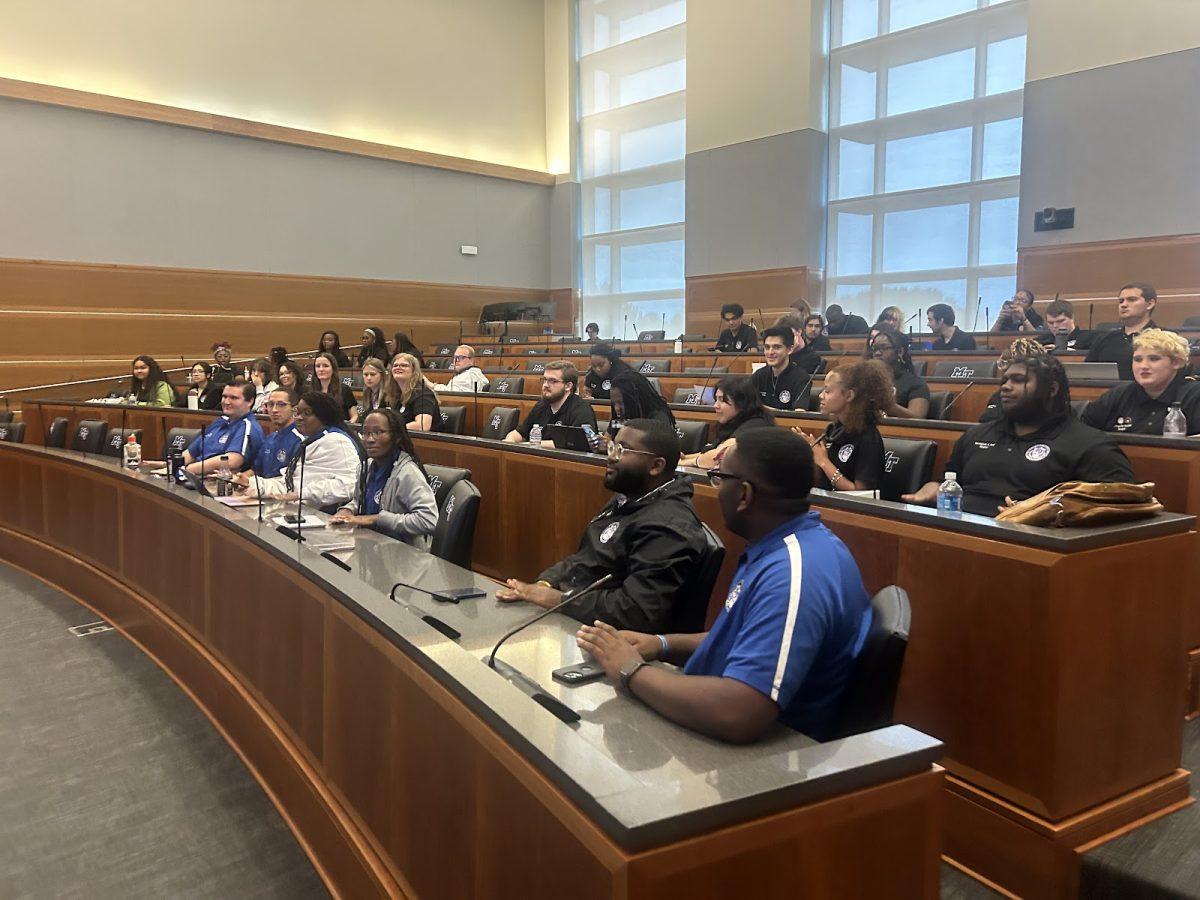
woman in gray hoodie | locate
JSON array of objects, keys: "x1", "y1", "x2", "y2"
[{"x1": 331, "y1": 409, "x2": 439, "y2": 550}]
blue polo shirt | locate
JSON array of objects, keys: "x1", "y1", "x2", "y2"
[
  {"x1": 185, "y1": 413, "x2": 264, "y2": 472},
  {"x1": 255, "y1": 425, "x2": 304, "y2": 478},
  {"x1": 684, "y1": 511, "x2": 872, "y2": 740}
]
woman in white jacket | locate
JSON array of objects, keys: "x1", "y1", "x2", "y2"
[{"x1": 249, "y1": 391, "x2": 361, "y2": 509}]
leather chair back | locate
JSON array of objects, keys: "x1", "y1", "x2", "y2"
[
  {"x1": 880, "y1": 437, "x2": 936, "y2": 502},
  {"x1": 644, "y1": 376, "x2": 661, "y2": 398},
  {"x1": 931, "y1": 360, "x2": 996, "y2": 379},
  {"x1": 162, "y1": 427, "x2": 202, "y2": 460},
  {"x1": 481, "y1": 407, "x2": 519, "y2": 440},
  {"x1": 675, "y1": 420, "x2": 709, "y2": 455},
  {"x1": 0, "y1": 411, "x2": 11, "y2": 423},
  {"x1": 637, "y1": 330, "x2": 666, "y2": 341},
  {"x1": 667, "y1": 524, "x2": 726, "y2": 634},
  {"x1": 439, "y1": 406, "x2": 467, "y2": 435},
  {"x1": 424, "y1": 357, "x2": 443, "y2": 370},
  {"x1": 0, "y1": 422, "x2": 26, "y2": 443},
  {"x1": 431, "y1": 479, "x2": 482, "y2": 569},
  {"x1": 46, "y1": 417, "x2": 69, "y2": 449},
  {"x1": 524, "y1": 359, "x2": 548, "y2": 373},
  {"x1": 425, "y1": 464, "x2": 472, "y2": 509},
  {"x1": 70, "y1": 419, "x2": 109, "y2": 454},
  {"x1": 683, "y1": 366, "x2": 727, "y2": 375},
  {"x1": 525, "y1": 346, "x2": 548, "y2": 355},
  {"x1": 827, "y1": 586, "x2": 911, "y2": 741},
  {"x1": 672, "y1": 387, "x2": 711, "y2": 405},
  {"x1": 1070, "y1": 399, "x2": 1090, "y2": 419},
  {"x1": 635, "y1": 358, "x2": 671, "y2": 374},
  {"x1": 490, "y1": 376, "x2": 526, "y2": 395},
  {"x1": 103, "y1": 428, "x2": 145, "y2": 459},
  {"x1": 341, "y1": 370, "x2": 364, "y2": 392},
  {"x1": 925, "y1": 391, "x2": 952, "y2": 420}
]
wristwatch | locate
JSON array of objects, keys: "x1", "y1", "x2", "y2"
[{"x1": 619, "y1": 659, "x2": 649, "y2": 694}]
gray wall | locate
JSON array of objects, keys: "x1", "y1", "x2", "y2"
[
  {"x1": 685, "y1": 128, "x2": 827, "y2": 277},
  {"x1": 1019, "y1": 47, "x2": 1200, "y2": 249},
  {"x1": 0, "y1": 97, "x2": 552, "y2": 288}
]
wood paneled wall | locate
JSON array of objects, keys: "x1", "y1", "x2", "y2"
[{"x1": 685, "y1": 266, "x2": 822, "y2": 337}]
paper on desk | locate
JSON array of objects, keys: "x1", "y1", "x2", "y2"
[{"x1": 214, "y1": 494, "x2": 264, "y2": 507}]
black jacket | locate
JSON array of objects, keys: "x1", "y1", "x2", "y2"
[{"x1": 538, "y1": 476, "x2": 708, "y2": 632}]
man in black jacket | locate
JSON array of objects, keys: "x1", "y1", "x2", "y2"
[
  {"x1": 714, "y1": 304, "x2": 759, "y2": 352},
  {"x1": 497, "y1": 418, "x2": 709, "y2": 632},
  {"x1": 824, "y1": 305, "x2": 869, "y2": 336}
]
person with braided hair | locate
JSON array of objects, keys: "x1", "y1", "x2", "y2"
[{"x1": 979, "y1": 337, "x2": 1051, "y2": 423}]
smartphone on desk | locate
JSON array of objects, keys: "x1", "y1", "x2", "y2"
[
  {"x1": 284, "y1": 513, "x2": 307, "y2": 525},
  {"x1": 551, "y1": 661, "x2": 606, "y2": 686}
]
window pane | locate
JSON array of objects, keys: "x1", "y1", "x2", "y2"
[
  {"x1": 883, "y1": 205, "x2": 969, "y2": 271},
  {"x1": 621, "y1": 59, "x2": 686, "y2": 107},
  {"x1": 842, "y1": 0, "x2": 879, "y2": 45},
  {"x1": 986, "y1": 35, "x2": 1026, "y2": 95},
  {"x1": 836, "y1": 213, "x2": 874, "y2": 276},
  {"x1": 982, "y1": 118, "x2": 1022, "y2": 180},
  {"x1": 620, "y1": 240, "x2": 684, "y2": 292},
  {"x1": 592, "y1": 244, "x2": 612, "y2": 293},
  {"x1": 889, "y1": 0, "x2": 975, "y2": 32},
  {"x1": 840, "y1": 64, "x2": 877, "y2": 125},
  {"x1": 881, "y1": 280, "x2": 968, "y2": 329},
  {"x1": 979, "y1": 197, "x2": 1019, "y2": 266},
  {"x1": 978, "y1": 275, "x2": 1017, "y2": 312},
  {"x1": 588, "y1": 186, "x2": 611, "y2": 234},
  {"x1": 619, "y1": 119, "x2": 685, "y2": 171},
  {"x1": 884, "y1": 127, "x2": 972, "y2": 192},
  {"x1": 620, "y1": 180, "x2": 685, "y2": 230},
  {"x1": 887, "y1": 49, "x2": 975, "y2": 116},
  {"x1": 838, "y1": 139, "x2": 875, "y2": 198},
  {"x1": 618, "y1": 1, "x2": 686, "y2": 45}
]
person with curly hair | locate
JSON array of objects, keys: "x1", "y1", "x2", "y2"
[
  {"x1": 979, "y1": 337, "x2": 1050, "y2": 423},
  {"x1": 795, "y1": 359, "x2": 891, "y2": 493}
]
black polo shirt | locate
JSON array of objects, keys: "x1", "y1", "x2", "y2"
[
  {"x1": 396, "y1": 386, "x2": 441, "y2": 432},
  {"x1": 1085, "y1": 321, "x2": 1157, "y2": 380},
  {"x1": 706, "y1": 413, "x2": 773, "y2": 451},
  {"x1": 892, "y1": 368, "x2": 931, "y2": 408},
  {"x1": 789, "y1": 345, "x2": 822, "y2": 376},
  {"x1": 516, "y1": 392, "x2": 598, "y2": 439},
  {"x1": 932, "y1": 327, "x2": 977, "y2": 351},
  {"x1": 584, "y1": 360, "x2": 631, "y2": 400},
  {"x1": 714, "y1": 324, "x2": 759, "y2": 353},
  {"x1": 1038, "y1": 327, "x2": 1092, "y2": 352},
  {"x1": 1081, "y1": 374, "x2": 1200, "y2": 435},
  {"x1": 826, "y1": 314, "x2": 870, "y2": 336},
  {"x1": 806, "y1": 334, "x2": 833, "y2": 351},
  {"x1": 751, "y1": 360, "x2": 812, "y2": 410},
  {"x1": 945, "y1": 413, "x2": 1134, "y2": 517},
  {"x1": 817, "y1": 422, "x2": 885, "y2": 491}
]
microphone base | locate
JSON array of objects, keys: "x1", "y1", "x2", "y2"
[{"x1": 485, "y1": 657, "x2": 580, "y2": 725}]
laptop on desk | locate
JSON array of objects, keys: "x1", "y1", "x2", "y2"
[{"x1": 544, "y1": 424, "x2": 594, "y2": 452}]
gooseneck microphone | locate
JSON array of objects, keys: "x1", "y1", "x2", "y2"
[
  {"x1": 252, "y1": 467, "x2": 264, "y2": 523},
  {"x1": 488, "y1": 573, "x2": 614, "y2": 669},
  {"x1": 296, "y1": 439, "x2": 308, "y2": 537},
  {"x1": 941, "y1": 381, "x2": 976, "y2": 422},
  {"x1": 971, "y1": 296, "x2": 983, "y2": 332},
  {"x1": 696, "y1": 352, "x2": 722, "y2": 406}
]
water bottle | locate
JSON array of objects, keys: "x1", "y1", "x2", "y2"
[
  {"x1": 673, "y1": 338, "x2": 683, "y2": 353},
  {"x1": 1164, "y1": 402, "x2": 1187, "y2": 438},
  {"x1": 123, "y1": 434, "x2": 142, "y2": 470},
  {"x1": 529, "y1": 424, "x2": 543, "y2": 445},
  {"x1": 216, "y1": 454, "x2": 232, "y2": 496},
  {"x1": 937, "y1": 471, "x2": 963, "y2": 513}
]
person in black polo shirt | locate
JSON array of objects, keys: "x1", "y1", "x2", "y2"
[
  {"x1": 795, "y1": 360, "x2": 889, "y2": 493},
  {"x1": 870, "y1": 326, "x2": 930, "y2": 418},
  {"x1": 903, "y1": 354, "x2": 1134, "y2": 516},
  {"x1": 678, "y1": 375, "x2": 775, "y2": 470},
  {"x1": 1038, "y1": 299, "x2": 1091, "y2": 352},
  {"x1": 584, "y1": 342, "x2": 632, "y2": 400},
  {"x1": 713, "y1": 304, "x2": 759, "y2": 352},
  {"x1": 1085, "y1": 282, "x2": 1159, "y2": 380},
  {"x1": 1083, "y1": 329, "x2": 1200, "y2": 435},
  {"x1": 979, "y1": 338, "x2": 1051, "y2": 423},
  {"x1": 752, "y1": 327, "x2": 813, "y2": 411},
  {"x1": 824, "y1": 305, "x2": 869, "y2": 336},
  {"x1": 989, "y1": 289, "x2": 1044, "y2": 333},
  {"x1": 803, "y1": 315, "x2": 833, "y2": 351},
  {"x1": 505, "y1": 360, "x2": 598, "y2": 444},
  {"x1": 774, "y1": 314, "x2": 821, "y2": 375},
  {"x1": 928, "y1": 303, "x2": 977, "y2": 350}
]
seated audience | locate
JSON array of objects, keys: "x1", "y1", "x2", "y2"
[
  {"x1": 575, "y1": 427, "x2": 871, "y2": 743},
  {"x1": 210, "y1": 342, "x2": 236, "y2": 384},
  {"x1": 979, "y1": 338, "x2": 1050, "y2": 423},
  {"x1": 903, "y1": 355, "x2": 1134, "y2": 516},
  {"x1": 990, "y1": 289, "x2": 1044, "y2": 333},
  {"x1": 714, "y1": 303, "x2": 759, "y2": 352},
  {"x1": 317, "y1": 330, "x2": 352, "y2": 368},
  {"x1": 331, "y1": 409, "x2": 439, "y2": 548},
  {"x1": 187, "y1": 362, "x2": 223, "y2": 410},
  {"x1": 497, "y1": 419, "x2": 707, "y2": 632},
  {"x1": 928, "y1": 303, "x2": 977, "y2": 350},
  {"x1": 356, "y1": 327, "x2": 391, "y2": 369},
  {"x1": 162, "y1": 381, "x2": 264, "y2": 476},
  {"x1": 390, "y1": 353, "x2": 441, "y2": 432},
  {"x1": 824, "y1": 304, "x2": 869, "y2": 336},
  {"x1": 795, "y1": 360, "x2": 889, "y2": 493},
  {"x1": 870, "y1": 326, "x2": 930, "y2": 418},
  {"x1": 311, "y1": 351, "x2": 358, "y2": 422},
  {"x1": 608, "y1": 370, "x2": 675, "y2": 439},
  {"x1": 240, "y1": 388, "x2": 303, "y2": 479},
  {"x1": 391, "y1": 331, "x2": 425, "y2": 366},
  {"x1": 773, "y1": 314, "x2": 820, "y2": 375},
  {"x1": 248, "y1": 392, "x2": 361, "y2": 507},
  {"x1": 679, "y1": 375, "x2": 775, "y2": 469},
  {"x1": 584, "y1": 342, "x2": 632, "y2": 400},
  {"x1": 276, "y1": 359, "x2": 306, "y2": 396},
  {"x1": 1038, "y1": 299, "x2": 1091, "y2": 351},
  {"x1": 357, "y1": 357, "x2": 398, "y2": 419},
  {"x1": 129, "y1": 355, "x2": 176, "y2": 407},
  {"x1": 1082, "y1": 329, "x2": 1200, "y2": 435},
  {"x1": 248, "y1": 357, "x2": 278, "y2": 413},
  {"x1": 505, "y1": 361, "x2": 597, "y2": 443},
  {"x1": 752, "y1": 327, "x2": 813, "y2": 410},
  {"x1": 876, "y1": 306, "x2": 904, "y2": 330},
  {"x1": 803, "y1": 314, "x2": 832, "y2": 351},
  {"x1": 434, "y1": 344, "x2": 490, "y2": 393},
  {"x1": 1085, "y1": 282, "x2": 1159, "y2": 380},
  {"x1": 584, "y1": 321, "x2": 600, "y2": 343}
]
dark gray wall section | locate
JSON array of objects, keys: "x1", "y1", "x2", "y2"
[
  {"x1": 0, "y1": 97, "x2": 552, "y2": 288},
  {"x1": 549, "y1": 180, "x2": 580, "y2": 290},
  {"x1": 685, "y1": 128, "x2": 827, "y2": 277},
  {"x1": 1019, "y1": 47, "x2": 1200, "y2": 249}
]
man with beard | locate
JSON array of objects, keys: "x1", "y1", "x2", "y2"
[
  {"x1": 574, "y1": 427, "x2": 872, "y2": 743},
  {"x1": 504, "y1": 360, "x2": 598, "y2": 443},
  {"x1": 902, "y1": 354, "x2": 1134, "y2": 516},
  {"x1": 496, "y1": 419, "x2": 708, "y2": 632}
]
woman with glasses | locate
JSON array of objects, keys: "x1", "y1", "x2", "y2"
[
  {"x1": 331, "y1": 409, "x2": 439, "y2": 548},
  {"x1": 186, "y1": 362, "x2": 223, "y2": 410},
  {"x1": 390, "y1": 352, "x2": 441, "y2": 432},
  {"x1": 795, "y1": 359, "x2": 890, "y2": 493},
  {"x1": 868, "y1": 325, "x2": 930, "y2": 419},
  {"x1": 678, "y1": 375, "x2": 775, "y2": 469}
]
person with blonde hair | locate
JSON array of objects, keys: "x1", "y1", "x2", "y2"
[
  {"x1": 794, "y1": 359, "x2": 891, "y2": 493},
  {"x1": 357, "y1": 357, "x2": 399, "y2": 419},
  {"x1": 389, "y1": 352, "x2": 441, "y2": 432},
  {"x1": 1083, "y1": 329, "x2": 1200, "y2": 435}
]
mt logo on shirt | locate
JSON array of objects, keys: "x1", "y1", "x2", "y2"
[
  {"x1": 599, "y1": 522, "x2": 619, "y2": 544},
  {"x1": 838, "y1": 444, "x2": 855, "y2": 463},
  {"x1": 779, "y1": 390, "x2": 792, "y2": 404},
  {"x1": 1025, "y1": 444, "x2": 1051, "y2": 462}
]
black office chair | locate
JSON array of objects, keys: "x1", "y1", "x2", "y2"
[
  {"x1": 102, "y1": 428, "x2": 144, "y2": 459},
  {"x1": 679, "y1": 333, "x2": 706, "y2": 341},
  {"x1": 490, "y1": 376, "x2": 525, "y2": 395},
  {"x1": 925, "y1": 391, "x2": 951, "y2": 420},
  {"x1": 480, "y1": 407, "x2": 519, "y2": 440},
  {"x1": 668, "y1": 524, "x2": 726, "y2": 634},
  {"x1": 931, "y1": 360, "x2": 997, "y2": 379},
  {"x1": 525, "y1": 346, "x2": 548, "y2": 355},
  {"x1": 425, "y1": 357, "x2": 442, "y2": 370},
  {"x1": 478, "y1": 347, "x2": 500, "y2": 358},
  {"x1": 644, "y1": 376, "x2": 662, "y2": 398},
  {"x1": 46, "y1": 417, "x2": 69, "y2": 449},
  {"x1": 683, "y1": 366, "x2": 727, "y2": 375},
  {"x1": 675, "y1": 421, "x2": 709, "y2": 455},
  {"x1": 439, "y1": 406, "x2": 467, "y2": 435},
  {"x1": 880, "y1": 438, "x2": 936, "y2": 502},
  {"x1": 525, "y1": 360, "x2": 548, "y2": 374},
  {"x1": 635, "y1": 358, "x2": 671, "y2": 374},
  {"x1": 434, "y1": 344, "x2": 455, "y2": 358},
  {"x1": 162, "y1": 427, "x2": 202, "y2": 460},
  {"x1": 911, "y1": 360, "x2": 928, "y2": 376},
  {"x1": 0, "y1": 422, "x2": 26, "y2": 443},
  {"x1": 1183, "y1": 316, "x2": 1200, "y2": 328},
  {"x1": 341, "y1": 370, "x2": 364, "y2": 392},
  {"x1": 672, "y1": 387, "x2": 711, "y2": 405},
  {"x1": 425, "y1": 464, "x2": 472, "y2": 509},
  {"x1": 70, "y1": 420, "x2": 109, "y2": 454},
  {"x1": 431, "y1": 478, "x2": 482, "y2": 569},
  {"x1": 637, "y1": 330, "x2": 666, "y2": 341},
  {"x1": 826, "y1": 586, "x2": 911, "y2": 741},
  {"x1": 1070, "y1": 399, "x2": 1090, "y2": 419},
  {"x1": 0, "y1": 411, "x2": 11, "y2": 424},
  {"x1": 807, "y1": 389, "x2": 824, "y2": 412}
]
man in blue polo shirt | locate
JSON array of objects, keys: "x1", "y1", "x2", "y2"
[
  {"x1": 576, "y1": 427, "x2": 871, "y2": 743},
  {"x1": 249, "y1": 387, "x2": 304, "y2": 478},
  {"x1": 181, "y1": 381, "x2": 264, "y2": 476}
]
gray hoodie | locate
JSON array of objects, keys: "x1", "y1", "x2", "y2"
[{"x1": 341, "y1": 451, "x2": 439, "y2": 550}]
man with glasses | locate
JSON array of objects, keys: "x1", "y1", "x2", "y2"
[
  {"x1": 434, "y1": 344, "x2": 490, "y2": 393},
  {"x1": 504, "y1": 360, "x2": 598, "y2": 444},
  {"x1": 238, "y1": 388, "x2": 303, "y2": 480},
  {"x1": 575, "y1": 427, "x2": 872, "y2": 743},
  {"x1": 713, "y1": 303, "x2": 759, "y2": 353},
  {"x1": 498, "y1": 419, "x2": 708, "y2": 631}
]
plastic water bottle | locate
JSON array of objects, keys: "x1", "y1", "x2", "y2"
[
  {"x1": 123, "y1": 434, "x2": 142, "y2": 470},
  {"x1": 937, "y1": 471, "x2": 963, "y2": 513},
  {"x1": 529, "y1": 424, "x2": 543, "y2": 445},
  {"x1": 1164, "y1": 402, "x2": 1187, "y2": 438},
  {"x1": 216, "y1": 454, "x2": 232, "y2": 496},
  {"x1": 673, "y1": 338, "x2": 683, "y2": 353}
]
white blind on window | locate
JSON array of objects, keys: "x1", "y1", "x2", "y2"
[
  {"x1": 826, "y1": 0, "x2": 1027, "y2": 330},
  {"x1": 579, "y1": 0, "x2": 686, "y2": 341}
]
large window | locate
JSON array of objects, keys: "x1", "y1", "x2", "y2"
[
  {"x1": 827, "y1": 0, "x2": 1027, "y2": 330},
  {"x1": 579, "y1": 0, "x2": 686, "y2": 341}
]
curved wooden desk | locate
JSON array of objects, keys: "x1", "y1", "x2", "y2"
[{"x1": 0, "y1": 443, "x2": 945, "y2": 899}]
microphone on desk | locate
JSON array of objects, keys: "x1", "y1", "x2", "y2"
[
  {"x1": 623, "y1": 315, "x2": 629, "y2": 341},
  {"x1": 296, "y1": 437, "x2": 308, "y2": 538},
  {"x1": 972, "y1": 296, "x2": 983, "y2": 332},
  {"x1": 488, "y1": 573, "x2": 614, "y2": 670},
  {"x1": 941, "y1": 381, "x2": 976, "y2": 422},
  {"x1": 696, "y1": 353, "x2": 723, "y2": 406},
  {"x1": 252, "y1": 466, "x2": 264, "y2": 523},
  {"x1": 1088, "y1": 303, "x2": 1095, "y2": 331}
]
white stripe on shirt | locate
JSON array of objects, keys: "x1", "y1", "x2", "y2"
[
  {"x1": 770, "y1": 533, "x2": 805, "y2": 702},
  {"x1": 236, "y1": 419, "x2": 252, "y2": 457}
]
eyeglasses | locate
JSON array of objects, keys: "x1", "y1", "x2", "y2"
[
  {"x1": 607, "y1": 442, "x2": 659, "y2": 461},
  {"x1": 264, "y1": 401, "x2": 292, "y2": 410},
  {"x1": 541, "y1": 377, "x2": 564, "y2": 385},
  {"x1": 452, "y1": 355, "x2": 471, "y2": 361},
  {"x1": 707, "y1": 468, "x2": 759, "y2": 490},
  {"x1": 361, "y1": 429, "x2": 392, "y2": 439}
]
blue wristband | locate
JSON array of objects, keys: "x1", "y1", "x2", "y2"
[{"x1": 657, "y1": 634, "x2": 669, "y2": 658}]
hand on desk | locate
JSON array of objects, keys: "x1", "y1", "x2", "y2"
[
  {"x1": 329, "y1": 509, "x2": 376, "y2": 528},
  {"x1": 575, "y1": 620, "x2": 644, "y2": 678},
  {"x1": 495, "y1": 579, "x2": 563, "y2": 609}
]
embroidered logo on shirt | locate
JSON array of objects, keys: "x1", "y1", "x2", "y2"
[
  {"x1": 725, "y1": 580, "x2": 743, "y2": 610},
  {"x1": 735, "y1": 341, "x2": 744, "y2": 350},
  {"x1": 599, "y1": 522, "x2": 619, "y2": 544},
  {"x1": 276, "y1": 449, "x2": 287, "y2": 462},
  {"x1": 1025, "y1": 443, "x2": 1051, "y2": 462},
  {"x1": 838, "y1": 443, "x2": 855, "y2": 463},
  {"x1": 975, "y1": 441, "x2": 996, "y2": 450},
  {"x1": 779, "y1": 390, "x2": 792, "y2": 404},
  {"x1": 1116, "y1": 417, "x2": 1132, "y2": 432},
  {"x1": 373, "y1": 488, "x2": 383, "y2": 505},
  {"x1": 218, "y1": 434, "x2": 229, "y2": 444},
  {"x1": 602, "y1": 379, "x2": 611, "y2": 391}
]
